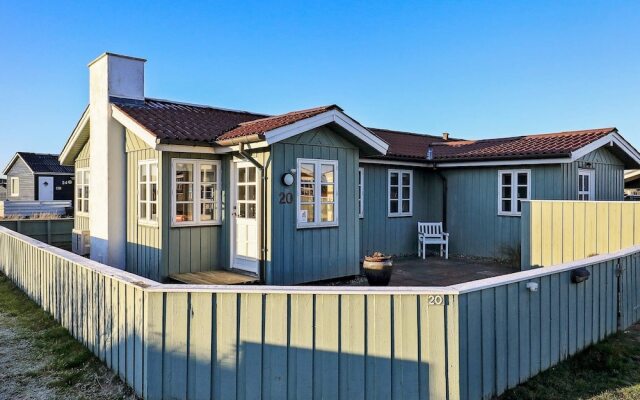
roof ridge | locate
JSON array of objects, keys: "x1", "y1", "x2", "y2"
[
  {"x1": 430, "y1": 127, "x2": 616, "y2": 146},
  {"x1": 144, "y1": 97, "x2": 270, "y2": 117},
  {"x1": 369, "y1": 127, "x2": 443, "y2": 139},
  {"x1": 236, "y1": 105, "x2": 340, "y2": 126}
]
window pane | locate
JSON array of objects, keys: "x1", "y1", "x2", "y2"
[
  {"x1": 238, "y1": 167, "x2": 246, "y2": 183},
  {"x1": 238, "y1": 186, "x2": 246, "y2": 201},
  {"x1": 402, "y1": 200, "x2": 410, "y2": 213},
  {"x1": 77, "y1": 186, "x2": 83, "y2": 200},
  {"x1": 84, "y1": 200, "x2": 89, "y2": 213},
  {"x1": 321, "y1": 164, "x2": 334, "y2": 183},
  {"x1": 402, "y1": 173, "x2": 410, "y2": 186},
  {"x1": 140, "y1": 165, "x2": 148, "y2": 182},
  {"x1": 502, "y1": 200, "x2": 511, "y2": 212},
  {"x1": 150, "y1": 163, "x2": 158, "y2": 182},
  {"x1": 201, "y1": 184, "x2": 214, "y2": 200},
  {"x1": 517, "y1": 186, "x2": 527, "y2": 199},
  {"x1": 402, "y1": 186, "x2": 410, "y2": 200},
  {"x1": 390, "y1": 186, "x2": 398, "y2": 200},
  {"x1": 247, "y1": 203, "x2": 257, "y2": 219},
  {"x1": 301, "y1": 164, "x2": 314, "y2": 182},
  {"x1": 150, "y1": 183, "x2": 157, "y2": 201},
  {"x1": 501, "y1": 186, "x2": 511, "y2": 199},
  {"x1": 517, "y1": 173, "x2": 527, "y2": 186},
  {"x1": 390, "y1": 172, "x2": 398, "y2": 186},
  {"x1": 321, "y1": 184, "x2": 334, "y2": 202},
  {"x1": 84, "y1": 185, "x2": 89, "y2": 198},
  {"x1": 300, "y1": 184, "x2": 314, "y2": 203},
  {"x1": 201, "y1": 203, "x2": 214, "y2": 221},
  {"x1": 201, "y1": 164, "x2": 216, "y2": 183},
  {"x1": 390, "y1": 200, "x2": 398, "y2": 213},
  {"x1": 176, "y1": 203, "x2": 193, "y2": 222},
  {"x1": 583, "y1": 176, "x2": 589, "y2": 191},
  {"x1": 247, "y1": 167, "x2": 256, "y2": 183},
  {"x1": 321, "y1": 204, "x2": 334, "y2": 222},
  {"x1": 517, "y1": 200, "x2": 522, "y2": 213},
  {"x1": 300, "y1": 204, "x2": 314, "y2": 223},
  {"x1": 501, "y1": 173, "x2": 511, "y2": 185},
  {"x1": 84, "y1": 171, "x2": 90, "y2": 183},
  {"x1": 176, "y1": 163, "x2": 193, "y2": 182},
  {"x1": 140, "y1": 202, "x2": 147, "y2": 219},
  {"x1": 176, "y1": 183, "x2": 193, "y2": 201},
  {"x1": 151, "y1": 203, "x2": 158, "y2": 221},
  {"x1": 247, "y1": 185, "x2": 256, "y2": 201},
  {"x1": 139, "y1": 184, "x2": 147, "y2": 201}
]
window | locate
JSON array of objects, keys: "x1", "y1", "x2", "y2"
[
  {"x1": 138, "y1": 160, "x2": 158, "y2": 224},
  {"x1": 296, "y1": 158, "x2": 338, "y2": 228},
  {"x1": 9, "y1": 177, "x2": 19, "y2": 197},
  {"x1": 578, "y1": 169, "x2": 595, "y2": 201},
  {"x1": 388, "y1": 169, "x2": 412, "y2": 217},
  {"x1": 76, "y1": 169, "x2": 90, "y2": 214},
  {"x1": 171, "y1": 159, "x2": 221, "y2": 226},
  {"x1": 498, "y1": 170, "x2": 530, "y2": 216},
  {"x1": 358, "y1": 167, "x2": 364, "y2": 218}
]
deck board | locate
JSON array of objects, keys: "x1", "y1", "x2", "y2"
[{"x1": 169, "y1": 270, "x2": 260, "y2": 285}]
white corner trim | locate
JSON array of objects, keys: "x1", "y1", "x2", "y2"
[
  {"x1": 110, "y1": 105, "x2": 158, "y2": 149},
  {"x1": 264, "y1": 109, "x2": 389, "y2": 155},
  {"x1": 59, "y1": 107, "x2": 90, "y2": 166}
]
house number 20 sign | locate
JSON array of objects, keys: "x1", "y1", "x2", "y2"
[{"x1": 427, "y1": 295, "x2": 444, "y2": 305}]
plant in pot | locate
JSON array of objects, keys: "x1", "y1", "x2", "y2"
[{"x1": 363, "y1": 252, "x2": 393, "y2": 286}]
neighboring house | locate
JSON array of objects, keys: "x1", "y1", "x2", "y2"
[
  {"x1": 624, "y1": 170, "x2": 640, "y2": 196},
  {"x1": 0, "y1": 177, "x2": 6, "y2": 201},
  {"x1": 59, "y1": 53, "x2": 640, "y2": 284},
  {"x1": 2, "y1": 152, "x2": 74, "y2": 201}
]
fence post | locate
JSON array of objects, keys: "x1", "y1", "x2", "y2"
[
  {"x1": 520, "y1": 201, "x2": 532, "y2": 270},
  {"x1": 47, "y1": 220, "x2": 52, "y2": 244}
]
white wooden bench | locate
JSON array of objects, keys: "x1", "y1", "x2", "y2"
[{"x1": 418, "y1": 222, "x2": 449, "y2": 260}]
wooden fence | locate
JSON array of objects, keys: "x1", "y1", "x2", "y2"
[
  {"x1": 0, "y1": 218, "x2": 73, "y2": 250},
  {"x1": 521, "y1": 200, "x2": 640, "y2": 269},
  {"x1": 2, "y1": 222, "x2": 640, "y2": 399}
]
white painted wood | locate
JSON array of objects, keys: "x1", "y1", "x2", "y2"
[
  {"x1": 231, "y1": 161, "x2": 260, "y2": 273},
  {"x1": 497, "y1": 169, "x2": 530, "y2": 216},
  {"x1": 418, "y1": 222, "x2": 449, "y2": 259},
  {"x1": 296, "y1": 158, "x2": 339, "y2": 228},
  {"x1": 578, "y1": 168, "x2": 595, "y2": 200},
  {"x1": 358, "y1": 167, "x2": 364, "y2": 218},
  {"x1": 387, "y1": 169, "x2": 413, "y2": 217},
  {"x1": 38, "y1": 177, "x2": 54, "y2": 201},
  {"x1": 170, "y1": 158, "x2": 221, "y2": 227}
]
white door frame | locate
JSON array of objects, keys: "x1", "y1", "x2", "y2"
[
  {"x1": 578, "y1": 168, "x2": 595, "y2": 200},
  {"x1": 229, "y1": 160, "x2": 261, "y2": 274},
  {"x1": 38, "y1": 176, "x2": 54, "y2": 201}
]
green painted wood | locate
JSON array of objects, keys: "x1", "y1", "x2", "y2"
[
  {"x1": 263, "y1": 294, "x2": 288, "y2": 400},
  {"x1": 187, "y1": 292, "x2": 213, "y2": 400},
  {"x1": 392, "y1": 295, "x2": 420, "y2": 400},
  {"x1": 314, "y1": 294, "x2": 340, "y2": 399},
  {"x1": 339, "y1": 294, "x2": 366, "y2": 400},
  {"x1": 163, "y1": 292, "x2": 188, "y2": 400},
  {"x1": 287, "y1": 294, "x2": 314, "y2": 400}
]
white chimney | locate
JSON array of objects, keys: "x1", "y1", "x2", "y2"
[{"x1": 88, "y1": 53, "x2": 146, "y2": 268}]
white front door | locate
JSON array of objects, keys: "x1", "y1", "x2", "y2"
[
  {"x1": 38, "y1": 177, "x2": 54, "y2": 200},
  {"x1": 578, "y1": 169, "x2": 595, "y2": 200},
  {"x1": 231, "y1": 162, "x2": 260, "y2": 274}
]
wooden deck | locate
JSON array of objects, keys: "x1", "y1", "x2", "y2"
[{"x1": 169, "y1": 270, "x2": 260, "y2": 285}]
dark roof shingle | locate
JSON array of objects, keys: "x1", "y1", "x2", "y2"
[
  {"x1": 17, "y1": 152, "x2": 74, "y2": 174},
  {"x1": 112, "y1": 98, "x2": 268, "y2": 145},
  {"x1": 431, "y1": 128, "x2": 615, "y2": 162},
  {"x1": 367, "y1": 128, "x2": 453, "y2": 160}
]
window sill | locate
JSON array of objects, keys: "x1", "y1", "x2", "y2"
[
  {"x1": 138, "y1": 220, "x2": 159, "y2": 228},
  {"x1": 171, "y1": 221, "x2": 222, "y2": 228},
  {"x1": 76, "y1": 212, "x2": 89, "y2": 217},
  {"x1": 497, "y1": 212, "x2": 522, "y2": 217},
  {"x1": 388, "y1": 213, "x2": 413, "y2": 218},
  {"x1": 296, "y1": 222, "x2": 339, "y2": 229}
]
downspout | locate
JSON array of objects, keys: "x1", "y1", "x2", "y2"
[{"x1": 238, "y1": 143, "x2": 268, "y2": 282}]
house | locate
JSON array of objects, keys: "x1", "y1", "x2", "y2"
[
  {"x1": 0, "y1": 177, "x2": 6, "y2": 201},
  {"x1": 2, "y1": 152, "x2": 74, "y2": 201},
  {"x1": 0, "y1": 153, "x2": 74, "y2": 218},
  {"x1": 59, "y1": 53, "x2": 640, "y2": 284}
]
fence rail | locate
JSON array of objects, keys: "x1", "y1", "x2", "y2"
[{"x1": 2, "y1": 211, "x2": 640, "y2": 399}]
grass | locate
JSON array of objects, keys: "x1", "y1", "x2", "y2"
[
  {"x1": 0, "y1": 272, "x2": 136, "y2": 399},
  {"x1": 500, "y1": 325, "x2": 640, "y2": 399}
]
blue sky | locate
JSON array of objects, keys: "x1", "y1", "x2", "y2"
[{"x1": 1, "y1": 1, "x2": 639, "y2": 171}]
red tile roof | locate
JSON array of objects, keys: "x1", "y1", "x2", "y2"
[
  {"x1": 216, "y1": 105, "x2": 341, "y2": 142},
  {"x1": 431, "y1": 128, "x2": 616, "y2": 162},
  {"x1": 367, "y1": 128, "x2": 452, "y2": 160},
  {"x1": 112, "y1": 98, "x2": 268, "y2": 145}
]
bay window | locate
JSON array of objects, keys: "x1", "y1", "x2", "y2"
[
  {"x1": 297, "y1": 158, "x2": 338, "y2": 228},
  {"x1": 171, "y1": 159, "x2": 221, "y2": 226}
]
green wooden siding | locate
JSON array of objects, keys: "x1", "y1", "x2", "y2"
[
  {"x1": 74, "y1": 141, "x2": 90, "y2": 231},
  {"x1": 561, "y1": 147, "x2": 625, "y2": 200},
  {"x1": 269, "y1": 127, "x2": 360, "y2": 284},
  {"x1": 358, "y1": 164, "x2": 443, "y2": 258},
  {"x1": 0, "y1": 219, "x2": 73, "y2": 250},
  {"x1": 125, "y1": 130, "x2": 163, "y2": 280},
  {"x1": 160, "y1": 151, "x2": 230, "y2": 279}
]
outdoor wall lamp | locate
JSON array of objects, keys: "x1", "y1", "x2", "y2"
[
  {"x1": 526, "y1": 282, "x2": 538, "y2": 292},
  {"x1": 571, "y1": 267, "x2": 590, "y2": 283}
]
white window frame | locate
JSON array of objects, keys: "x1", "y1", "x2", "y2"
[
  {"x1": 138, "y1": 160, "x2": 159, "y2": 226},
  {"x1": 171, "y1": 158, "x2": 222, "y2": 227},
  {"x1": 75, "y1": 169, "x2": 89, "y2": 215},
  {"x1": 358, "y1": 167, "x2": 364, "y2": 218},
  {"x1": 498, "y1": 169, "x2": 531, "y2": 216},
  {"x1": 578, "y1": 168, "x2": 595, "y2": 201},
  {"x1": 296, "y1": 158, "x2": 339, "y2": 228},
  {"x1": 388, "y1": 169, "x2": 413, "y2": 217},
  {"x1": 9, "y1": 177, "x2": 19, "y2": 197}
]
